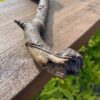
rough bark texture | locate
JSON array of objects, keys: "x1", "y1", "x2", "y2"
[{"x1": 15, "y1": 0, "x2": 83, "y2": 78}]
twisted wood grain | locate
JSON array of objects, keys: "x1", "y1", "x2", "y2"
[{"x1": 15, "y1": 0, "x2": 83, "y2": 78}]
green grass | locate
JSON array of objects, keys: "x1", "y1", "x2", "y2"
[{"x1": 34, "y1": 30, "x2": 100, "y2": 100}]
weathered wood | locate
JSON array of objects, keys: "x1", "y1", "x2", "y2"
[
  {"x1": 0, "y1": 0, "x2": 100, "y2": 100},
  {"x1": 52, "y1": 0, "x2": 100, "y2": 51},
  {"x1": 15, "y1": 0, "x2": 82, "y2": 78},
  {"x1": 0, "y1": 0, "x2": 40, "y2": 100}
]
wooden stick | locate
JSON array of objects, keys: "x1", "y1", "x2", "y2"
[{"x1": 15, "y1": 0, "x2": 83, "y2": 78}]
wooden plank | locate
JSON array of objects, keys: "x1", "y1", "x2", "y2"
[
  {"x1": 52, "y1": 0, "x2": 100, "y2": 51},
  {"x1": 0, "y1": 0, "x2": 100, "y2": 100},
  {"x1": 0, "y1": 0, "x2": 40, "y2": 100}
]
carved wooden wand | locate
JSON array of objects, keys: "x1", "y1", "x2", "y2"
[{"x1": 15, "y1": 0, "x2": 83, "y2": 78}]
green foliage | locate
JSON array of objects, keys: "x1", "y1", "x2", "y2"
[
  {"x1": 0, "y1": 0, "x2": 5, "y2": 2},
  {"x1": 34, "y1": 30, "x2": 100, "y2": 100}
]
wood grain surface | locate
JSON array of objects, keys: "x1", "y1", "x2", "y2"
[{"x1": 0, "y1": 0, "x2": 100, "y2": 100}]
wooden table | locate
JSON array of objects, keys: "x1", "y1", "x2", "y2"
[{"x1": 0, "y1": 0, "x2": 100, "y2": 100}]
